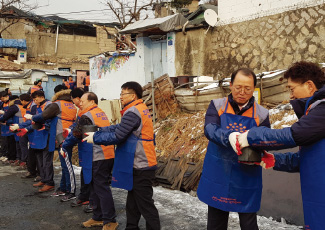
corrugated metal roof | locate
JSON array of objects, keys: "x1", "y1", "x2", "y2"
[
  {"x1": 32, "y1": 69, "x2": 75, "y2": 77},
  {"x1": 120, "y1": 14, "x2": 187, "y2": 34},
  {"x1": 0, "y1": 70, "x2": 29, "y2": 79}
]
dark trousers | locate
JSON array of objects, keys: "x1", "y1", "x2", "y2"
[
  {"x1": 59, "y1": 149, "x2": 76, "y2": 194},
  {"x1": 126, "y1": 169, "x2": 160, "y2": 230},
  {"x1": 27, "y1": 148, "x2": 39, "y2": 176},
  {"x1": 91, "y1": 159, "x2": 116, "y2": 224},
  {"x1": 35, "y1": 148, "x2": 54, "y2": 186},
  {"x1": 19, "y1": 135, "x2": 29, "y2": 162},
  {"x1": 207, "y1": 206, "x2": 259, "y2": 230},
  {"x1": 15, "y1": 141, "x2": 22, "y2": 160},
  {"x1": 78, "y1": 168, "x2": 91, "y2": 201},
  {"x1": 0, "y1": 135, "x2": 8, "y2": 157},
  {"x1": 7, "y1": 135, "x2": 16, "y2": 160}
]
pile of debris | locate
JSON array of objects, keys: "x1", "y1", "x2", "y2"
[{"x1": 154, "y1": 103, "x2": 298, "y2": 192}]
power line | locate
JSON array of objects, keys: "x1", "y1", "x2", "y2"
[{"x1": 38, "y1": 5, "x2": 154, "y2": 16}]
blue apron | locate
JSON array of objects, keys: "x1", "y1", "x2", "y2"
[
  {"x1": 30, "y1": 107, "x2": 49, "y2": 149},
  {"x1": 78, "y1": 141, "x2": 93, "y2": 184},
  {"x1": 1, "y1": 104, "x2": 11, "y2": 136},
  {"x1": 197, "y1": 101, "x2": 262, "y2": 213},
  {"x1": 13, "y1": 115, "x2": 21, "y2": 142},
  {"x1": 112, "y1": 134, "x2": 138, "y2": 191},
  {"x1": 48, "y1": 117, "x2": 58, "y2": 152},
  {"x1": 298, "y1": 98, "x2": 325, "y2": 230}
]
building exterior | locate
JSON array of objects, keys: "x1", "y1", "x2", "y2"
[{"x1": 0, "y1": 6, "x2": 118, "y2": 74}]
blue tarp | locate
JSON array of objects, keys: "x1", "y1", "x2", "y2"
[{"x1": 0, "y1": 39, "x2": 27, "y2": 50}]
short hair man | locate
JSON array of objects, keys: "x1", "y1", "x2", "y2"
[
  {"x1": 197, "y1": 68, "x2": 270, "y2": 230},
  {"x1": 30, "y1": 86, "x2": 77, "y2": 194},
  {"x1": 83, "y1": 71, "x2": 90, "y2": 92},
  {"x1": 0, "y1": 91, "x2": 15, "y2": 164},
  {"x1": 232, "y1": 61, "x2": 325, "y2": 230},
  {"x1": 63, "y1": 92, "x2": 117, "y2": 229},
  {"x1": 68, "y1": 76, "x2": 76, "y2": 90},
  {"x1": 17, "y1": 90, "x2": 54, "y2": 192},
  {"x1": 7, "y1": 93, "x2": 32, "y2": 169},
  {"x1": 83, "y1": 81, "x2": 161, "y2": 230},
  {"x1": 67, "y1": 87, "x2": 92, "y2": 209}
]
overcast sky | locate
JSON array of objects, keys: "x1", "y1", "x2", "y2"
[
  {"x1": 32, "y1": 0, "x2": 121, "y2": 23},
  {"x1": 31, "y1": 0, "x2": 155, "y2": 23}
]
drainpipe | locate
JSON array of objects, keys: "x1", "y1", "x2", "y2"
[
  {"x1": 55, "y1": 24, "x2": 59, "y2": 54},
  {"x1": 182, "y1": 21, "x2": 189, "y2": 35}
]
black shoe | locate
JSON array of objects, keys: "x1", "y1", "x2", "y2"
[
  {"x1": 83, "y1": 204, "x2": 93, "y2": 213},
  {"x1": 71, "y1": 199, "x2": 89, "y2": 207},
  {"x1": 21, "y1": 172, "x2": 36, "y2": 179},
  {"x1": 60, "y1": 193, "x2": 76, "y2": 202},
  {"x1": 34, "y1": 176, "x2": 42, "y2": 182}
]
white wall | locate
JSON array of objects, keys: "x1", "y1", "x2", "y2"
[
  {"x1": 218, "y1": 0, "x2": 324, "y2": 24},
  {"x1": 90, "y1": 36, "x2": 173, "y2": 100},
  {"x1": 167, "y1": 32, "x2": 176, "y2": 77}
]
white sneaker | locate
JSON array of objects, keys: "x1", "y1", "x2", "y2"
[{"x1": 1, "y1": 157, "x2": 8, "y2": 162}]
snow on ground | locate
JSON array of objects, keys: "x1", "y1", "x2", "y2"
[
  {"x1": 153, "y1": 186, "x2": 303, "y2": 230},
  {"x1": 66, "y1": 166, "x2": 302, "y2": 230}
]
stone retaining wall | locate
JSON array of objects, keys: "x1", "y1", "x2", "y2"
[{"x1": 175, "y1": 4, "x2": 325, "y2": 78}]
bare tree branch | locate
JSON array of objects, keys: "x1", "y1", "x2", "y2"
[{"x1": 103, "y1": 0, "x2": 154, "y2": 29}]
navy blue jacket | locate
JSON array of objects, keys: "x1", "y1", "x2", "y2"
[
  {"x1": 204, "y1": 94, "x2": 270, "y2": 147},
  {"x1": 0, "y1": 100, "x2": 21, "y2": 124},
  {"x1": 93, "y1": 100, "x2": 141, "y2": 145}
]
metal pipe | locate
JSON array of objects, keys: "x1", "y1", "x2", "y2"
[
  {"x1": 55, "y1": 24, "x2": 59, "y2": 54},
  {"x1": 151, "y1": 71, "x2": 156, "y2": 126}
]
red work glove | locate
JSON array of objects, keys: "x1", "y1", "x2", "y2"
[
  {"x1": 260, "y1": 151, "x2": 275, "y2": 169},
  {"x1": 236, "y1": 138, "x2": 243, "y2": 156},
  {"x1": 17, "y1": 128, "x2": 28, "y2": 137},
  {"x1": 63, "y1": 128, "x2": 71, "y2": 138}
]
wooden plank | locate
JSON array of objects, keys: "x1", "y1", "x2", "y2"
[
  {"x1": 179, "y1": 102, "x2": 210, "y2": 112},
  {"x1": 176, "y1": 94, "x2": 223, "y2": 104},
  {"x1": 262, "y1": 84, "x2": 289, "y2": 98},
  {"x1": 263, "y1": 92, "x2": 290, "y2": 104}
]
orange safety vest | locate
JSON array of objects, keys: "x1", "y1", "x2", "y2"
[
  {"x1": 64, "y1": 81, "x2": 70, "y2": 89},
  {"x1": 31, "y1": 86, "x2": 41, "y2": 94},
  {"x1": 80, "y1": 105, "x2": 114, "y2": 160},
  {"x1": 121, "y1": 99, "x2": 157, "y2": 168},
  {"x1": 85, "y1": 75, "x2": 90, "y2": 86},
  {"x1": 218, "y1": 98, "x2": 260, "y2": 126}
]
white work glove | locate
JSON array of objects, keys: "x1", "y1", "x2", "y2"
[
  {"x1": 60, "y1": 148, "x2": 67, "y2": 158},
  {"x1": 10, "y1": 124, "x2": 19, "y2": 131},
  {"x1": 24, "y1": 114, "x2": 33, "y2": 120},
  {"x1": 0, "y1": 110, "x2": 4, "y2": 115},
  {"x1": 82, "y1": 132, "x2": 95, "y2": 144},
  {"x1": 237, "y1": 131, "x2": 249, "y2": 149},
  {"x1": 229, "y1": 132, "x2": 241, "y2": 154}
]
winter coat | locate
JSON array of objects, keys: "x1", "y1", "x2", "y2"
[
  {"x1": 246, "y1": 85, "x2": 325, "y2": 230},
  {"x1": 32, "y1": 89, "x2": 76, "y2": 150}
]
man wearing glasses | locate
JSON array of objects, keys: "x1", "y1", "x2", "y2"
[
  {"x1": 197, "y1": 68, "x2": 270, "y2": 230},
  {"x1": 83, "y1": 81, "x2": 160, "y2": 230},
  {"x1": 230, "y1": 61, "x2": 325, "y2": 230}
]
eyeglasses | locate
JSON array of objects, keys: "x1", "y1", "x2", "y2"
[
  {"x1": 120, "y1": 93, "x2": 134, "y2": 96},
  {"x1": 232, "y1": 86, "x2": 253, "y2": 94},
  {"x1": 286, "y1": 83, "x2": 303, "y2": 94}
]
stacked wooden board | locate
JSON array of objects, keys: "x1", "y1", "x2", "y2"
[{"x1": 142, "y1": 74, "x2": 179, "y2": 119}]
